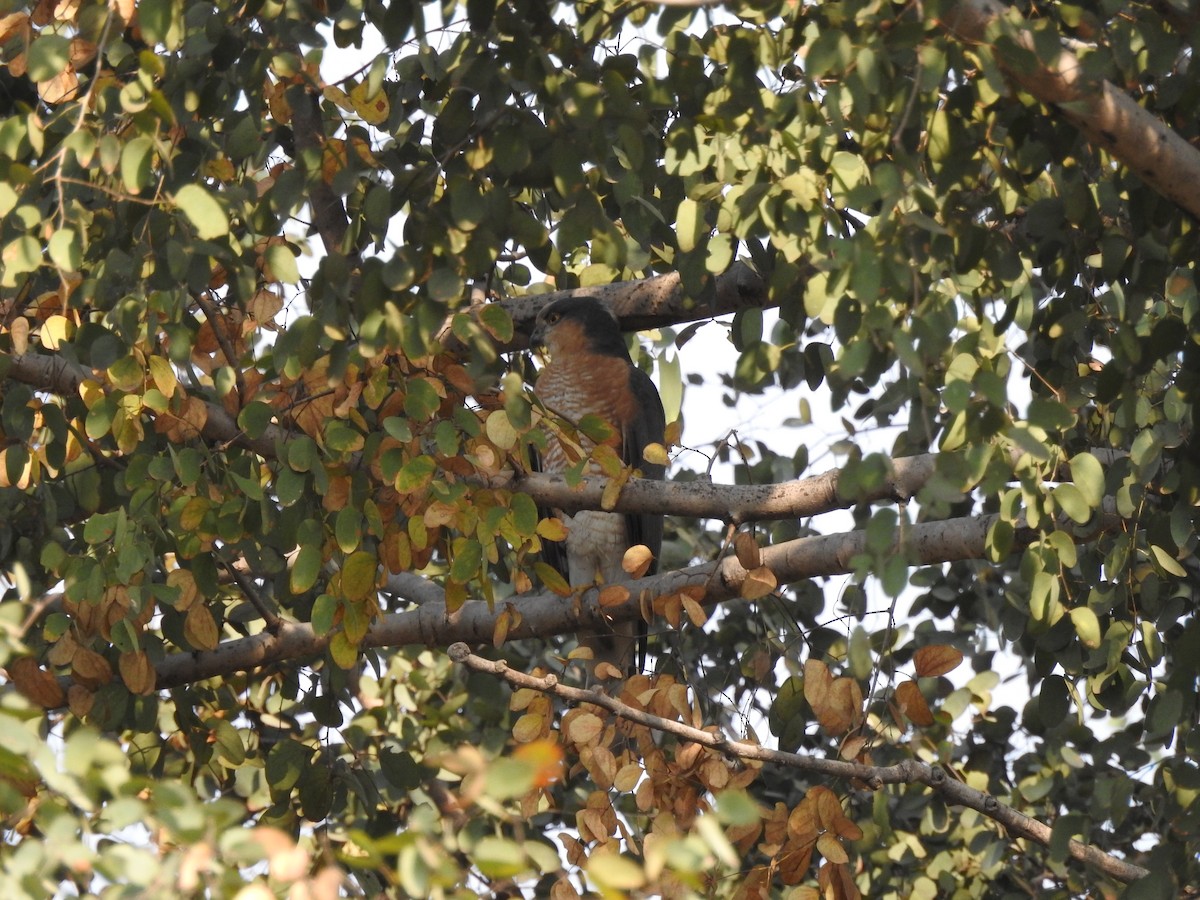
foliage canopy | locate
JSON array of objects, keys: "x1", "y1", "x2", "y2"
[{"x1": 0, "y1": 0, "x2": 1197, "y2": 896}]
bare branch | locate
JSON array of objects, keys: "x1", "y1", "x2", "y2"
[
  {"x1": 448, "y1": 644, "x2": 1150, "y2": 884},
  {"x1": 505, "y1": 454, "x2": 934, "y2": 523}
]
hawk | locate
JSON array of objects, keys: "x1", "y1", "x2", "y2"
[{"x1": 529, "y1": 296, "x2": 667, "y2": 680}]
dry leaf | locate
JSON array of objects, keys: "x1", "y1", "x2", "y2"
[
  {"x1": 621, "y1": 543, "x2": 654, "y2": 578},
  {"x1": 913, "y1": 644, "x2": 964, "y2": 678},
  {"x1": 734, "y1": 531, "x2": 761, "y2": 569}
]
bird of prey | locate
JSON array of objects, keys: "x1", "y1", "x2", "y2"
[{"x1": 528, "y1": 296, "x2": 667, "y2": 680}]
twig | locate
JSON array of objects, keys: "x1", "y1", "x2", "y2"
[{"x1": 448, "y1": 644, "x2": 1150, "y2": 885}]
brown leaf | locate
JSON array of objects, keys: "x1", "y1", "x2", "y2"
[
  {"x1": 184, "y1": 603, "x2": 220, "y2": 651},
  {"x1": 71, "y1": 647, "x2": 114, "y2": 688},
  {"x1": 803, "y1": 659, "x2": 832, "y2": 712},
  {"x1": 681, "y1": 595, "x2": 708, "y2": 626},
  {"x1": 816, "y1": 832, "x2": 849, "y2": 864},
  {"x1": 119, "y1": 650, "x2": 156, "y2": 695},
  {"x1": 814, "y1": 677, "x2": 864, "y2": 736},
  {"x1": 9, "y1": 657, "x2": 65, "y2": 708},
  {"x1": 567, "y1": 712, "x2": 604, "y2": 745},
  {"x1": 894, "y1": 680, "x2": 934, "y2": 727},
  {"x1": 734, "y1": 531, "x2": 761, "y2": 569},
  {"x1": 492, "y1": 607, "x2": 512, "y2": 647},
  {"x1": 913, "y1": 644, "x2": 964, "y2": 678}
]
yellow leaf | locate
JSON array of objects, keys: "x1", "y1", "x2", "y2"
[
  {"x1": 485, "y1": 409, "x2": 518, "y2": 450},
  {"x1": 349, "y1": 80, "x2": 390, "y2": 125},
  {"x1": 41, "y1": 314, "x2": 71, "y2": 350},
  {"x1": 341, "y1": 550, "x2": 378, "y2": 601},
  {"x1": 536, "y1": 517, "x2": 568, "y2": 541},
  {"x1": 641, "y1": 442, "x2": 669, "y2": 466},
  {"x1": 621, "y1": 544, "x2": 654, "y2": 578},
  {"x1": 512, "y1": 712, "x2": 545, "y2": 743}
]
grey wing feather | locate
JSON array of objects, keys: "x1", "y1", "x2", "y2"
[
  {"x1": 622, "y1": 365, "x2": 667, "y2": 573},
  {"x1": 530, "y1": 445, "x2": 569, "y2": 580}
]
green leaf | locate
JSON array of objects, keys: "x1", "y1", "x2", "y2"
[
  {"x1": 449, "y1": 537, "x2": 482, "y2": 584},
  {"x1": 341, "y1": 550, "x2": 377, "y2": 601},
  {"x1": 1052, "y1": 483, "x2": 1091, "y2": 524},
  {"x1": 48, "y1": 228, "x2": 82, "y2": 271},
  {"x1": 175, "y1": 184, "x2": 229, "y2": 239},
  {"x1": 26, "y1": 34, "x2": 70, "y2": 81},
  {"x1": 290, "y1": 543, "x2": 322, "y2": 594},
  {"x1": 1068, "y1": 452, "x2": 1105, "y2": 508},
  {"x1": 121, "y1": 136, "x2": 156, "y2": 193},
  {"x1": 264, "y1": 242, "x2": 299, "y2": 284},
  {"x1": 1069, "y1": 607, "x2": 1101, "y2": 649}
]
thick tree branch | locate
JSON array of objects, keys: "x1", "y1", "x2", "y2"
[
  {"x1": 945, "y1": 0, "x2": 1200, "y2": 219},
  {"x1": 151, "y1": 509, "x2": 1117, "y2": 689},
  {"x1": 448, "y1": 644, "x2": 1150, "y2": 884},
  {"x1": 507, "y1": 453, "x2": 935, "y2": 523},
  {"x1": 495, "y1": 260, "x2": 771, "y2": 352}
]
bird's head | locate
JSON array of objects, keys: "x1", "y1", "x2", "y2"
[{"x1": 529, "y1": 296, "x2": 629, "y2": 360}]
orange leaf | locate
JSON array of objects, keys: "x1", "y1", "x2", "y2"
[
  {"x1": 598, "y1": 584, "x2": 630, "y2": 608},
  {"x1": 513, "y1": 739, "x2": 564, "y2": 787},
  {"x1": 740, "y1": 565, "x2": 777, "y2": 600},
  {"x1": 913, "y1": 644, "x2": 964, "y2": 678}
]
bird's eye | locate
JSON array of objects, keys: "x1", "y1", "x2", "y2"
[{"x1": 547, "y1": 312, "x2": 560, "y2": 324}]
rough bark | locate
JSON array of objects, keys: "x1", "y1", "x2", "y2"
[{"x1": 151, "y1": 509, "x2": 1116, "y2": 689}]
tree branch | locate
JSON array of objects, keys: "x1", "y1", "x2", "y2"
[
  {"x1": 447, "y1": 644, "x2": 1150, "y2": 884},
  {"x1": 150, "y1": 508, "x2": 1117, "y2": 689},
  {"x1": 492, "y1": 260, "x2": 771, "y2": 352},
  {"x1": 2, "y1": 351, "x2": 286, "y2": 459},
  {"x1": 945, "y1": 0, "x2": 1200, "y2": 220},
  {"x1": 506, "y1": 453, "x2": 933, "y2": 523}
]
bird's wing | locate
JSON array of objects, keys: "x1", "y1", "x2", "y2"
[
  {"x1": 621, "y1": 364, "x2": 667, "y2": 574},
  {"x1": 530, "y1": 443, "x2": 569, "y2": 582}
]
